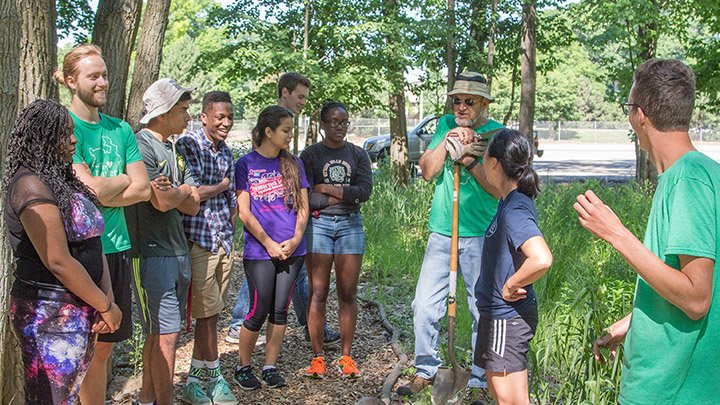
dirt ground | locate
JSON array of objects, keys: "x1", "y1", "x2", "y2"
[{"x1": 108, "y1": 255, "x2": 402, "y2": 405}]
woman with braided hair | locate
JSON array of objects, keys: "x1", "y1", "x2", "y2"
[
  {"x1": 233, "y1": 105, "x2": 309, "y2": 390},
  {"x1": 3, "y1": 99, "x2": 122, "y2": 404}
]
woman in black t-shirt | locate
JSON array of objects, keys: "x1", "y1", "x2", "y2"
[
  {"x1": 300, "y1": 101, "x2": 373, "y2": 379},
  {"x1": 3, "y1": 100, "x2": 122, "y2": 404},
  {"x1": 473, "y1": 128, "x2": 552, "y2": 405}
]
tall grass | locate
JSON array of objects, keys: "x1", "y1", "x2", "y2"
[{"x1": 361, "y1": 166, "x2": 653, "y2": 404}]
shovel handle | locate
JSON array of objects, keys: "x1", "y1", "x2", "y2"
[{"x1": 448, "y1": 163, "x2": 460, "y2": 318}]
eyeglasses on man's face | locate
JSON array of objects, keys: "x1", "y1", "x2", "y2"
[
  {"x1": 452, "y1": 97, "x2": 480, "y2": 107},
  {"x1": 325, "y1": 120, "x2": 351, "y2": 130},
  {"x1": 620, "y1": 102, "x2": 641, "y2": 115}
]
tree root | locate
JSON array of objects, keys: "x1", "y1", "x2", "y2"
[{"x1": 358, "y1": 296, "x2": 409, "y2": 405}]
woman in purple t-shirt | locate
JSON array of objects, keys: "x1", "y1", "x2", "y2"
[{"x1": 233, "y1": 106, "x2": 309, "y2": 390}]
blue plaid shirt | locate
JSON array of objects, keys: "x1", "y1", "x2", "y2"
[{"x1": 176, "y1": 128, "x2": 237, "y2": 254}]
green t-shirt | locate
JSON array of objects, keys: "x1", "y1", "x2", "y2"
[
  {"x1": 620, "y1": 151, "x2": 720, "y2": 404},
  {"x1": 70, "y1": 111, "x2": 143, "y2": 254},
  {"x1": 131, "y1": 130, "x2": 196, "y2": 257},
  {"x1": 426, "y1": 114, "x2": 503, "y2": 237}
]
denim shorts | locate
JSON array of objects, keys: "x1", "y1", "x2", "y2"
[{"x1": 305, "y1": 212, "x2": 365, "y2": 255}]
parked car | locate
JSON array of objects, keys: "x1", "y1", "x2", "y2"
[{"x1": 362, "y1": 115, "x2": 439, "y2": 164}]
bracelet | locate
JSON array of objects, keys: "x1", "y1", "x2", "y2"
[
  {"x1": 99, "y1": 299, "x2": 113, "y2": 314},
  {"x1": 466, "y1": 160, "x2": 479, "y2": 171}
]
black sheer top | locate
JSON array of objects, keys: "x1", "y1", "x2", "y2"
[{"x1": 5, "y1": 167, "x2": 105, "y2": 303}]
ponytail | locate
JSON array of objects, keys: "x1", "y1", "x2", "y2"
[
  {"x1": 278, "y1": 149, "x2": 305, "y2": 211},
  {"x1": 486, "y1": 128, "x2": 540, "y2": 199}
]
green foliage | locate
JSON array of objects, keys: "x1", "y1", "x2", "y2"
[
  {"x1": 57, "y1": 0, "x2": 94, "y2": 42},
  {"x1": 362, "y1": 172, "x2": 654, "y2": 404}
]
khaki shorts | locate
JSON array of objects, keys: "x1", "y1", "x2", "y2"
[{"x1": 189, "y1": 242, "x2": 233, "y2": 319}]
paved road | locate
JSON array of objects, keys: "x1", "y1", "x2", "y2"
[{"x1": 534, "y1": 143, "x2": 720, "y2": 183}]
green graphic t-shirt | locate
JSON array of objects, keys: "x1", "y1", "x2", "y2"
[
  {"x1": 620, "y1": 151, "x2": 720, "y2": 404},
  {"x1": 70, "y1": 111, "x2": 143, "y2": 254},
  {"x1": 426, "y1": 114, "x2": 503, "y2": 237}
]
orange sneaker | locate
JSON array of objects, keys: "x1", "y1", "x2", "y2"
[
  {"x1": 305, "y1": 355, "x2": 326, "y2": 379},
  {"x1": 337, "y1": 355, "x2": 361, "y2": 379}
]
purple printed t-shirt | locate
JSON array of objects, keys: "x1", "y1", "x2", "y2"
[{"x1": 235, "y1": 150, "x2": 309, "y2": 260}]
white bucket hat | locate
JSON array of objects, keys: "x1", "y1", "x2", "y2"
[{"x1": 139, "y1": 78, "x2": 194, "y2": 124}]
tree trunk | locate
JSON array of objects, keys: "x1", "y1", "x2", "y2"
[
  {"x1": 3, "y1": 2, "x2": 28, "y2": 403},
  {"x1": 486, "y1": 0, "x2": 498, "y2": 90},
  {"x1": 92, "y1": 0, "x2": 142, "y2": 119},
  {"x1": 18, "y1": 0, "x2": 58, "y2": 106},
  {"x1": 389, "y1": 91, "x2": 409, "y2": 186},
  {"x1": 634, "y1": 21, "x2": 658, "y2": 185},
  {"x1": 384, "y1": 0, "x2": 410, "y2": 185},
  {"x1": 125, "y1": 0, "x2": 172, "y2": 131},
  {"x1": 294, "y1": 0, "x2": 311, "y2": 155},
  {"x1": 305, "y1": 114, "x2": 319, "y2": 148},
  {"x1": 444, "y1": 0, "x2": 456, "y2": 113},
  {"x1": 518, "y1": 0, "x2": 536, "y2": 143},
  {"x1": 0, "y1": 0, "x2": 20, "y2": 162}
]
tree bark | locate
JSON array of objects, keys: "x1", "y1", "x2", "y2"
[
  {"x1": 384, "y1": 0, "x2": 410, "y2": 185},
  {"x1": 294, "y1": 0, "x2": 311, "y2": 154},
  {"x1": 444, "y1": 0, "x2": 456, "y2": 113},
  {"x1": 389, "y1": 91, "x2": 409, "y2": 186},
  {"x1": 125, "y1": 0, "x2": 172, "y2": 131},
  {"x1": 18, "y1": 0, "x2": 58, "y2": 106},
  {"x1": 2, "y1": 1, "x2": 28, "y2": 403},
  {"x1": 518, "y1": 0, "x2": 537, "y2": 143},
  {"x1": 634, "y1": 21, "x2": 659, "y2": 185},
  {"x1": 305, "y1": 114, "x2": 319, "y2": 148},
  {"x1": 91, "y1": 0, "x2": 142, "y2": 119},
  {"x1": 486, "y1": 0, "x2": 498, "y2": 90}
]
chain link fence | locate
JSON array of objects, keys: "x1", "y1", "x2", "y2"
[{"x1": 188, "y1": 118, "x2": 720, "y2": 146}]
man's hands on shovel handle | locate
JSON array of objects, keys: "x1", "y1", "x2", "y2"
[{"x1": 594, "y1": 313, "x2": 631, "y2": 365}]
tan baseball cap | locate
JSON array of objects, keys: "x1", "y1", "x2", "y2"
[
  {"x1": 447, "y1": 72, "x2": 493, "y2": 101},
  {"x1": 139, "y1": 78, "x2": 194, "y2": 124}
]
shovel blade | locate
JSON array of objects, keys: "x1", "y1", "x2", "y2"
[{"x1": 431, "y1": 366, "x2": 472, "y2": 404}]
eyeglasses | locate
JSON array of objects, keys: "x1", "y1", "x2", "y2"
[
  {"x1": 325, "y1": 120, "x2": 351, "y2": 130},
  {"x1": 620, "y1": 102, "x2": 641, "y2": 115},
  {"x1": 452, "y1": 97, "x2": 479, "y2": 107}
]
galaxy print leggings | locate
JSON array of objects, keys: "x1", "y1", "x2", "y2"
[{"x1": 10, "y1": 294, "x2": 97, "y2": 405}]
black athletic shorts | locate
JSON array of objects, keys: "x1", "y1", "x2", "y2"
[
  {"x1": 474, "y1": 308, "x2": 538, "y2": 373},
  {"x1": 98, "y1": 251, "x2": 133, "y2": 343}
]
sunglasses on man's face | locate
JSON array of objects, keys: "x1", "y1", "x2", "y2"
[{"x1": 452, "y1": 97, "x2": 480, "y2": 107}]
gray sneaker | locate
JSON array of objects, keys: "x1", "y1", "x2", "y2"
[
  {"x1": 209, "y1": 379, "x2": 238, "y2": 405},
  {"x1": 225, "y1": 327, "x2": 240, "y2": 344},
  {"x1": 182, "y1": 381, "x2": 211, "y2": 405}
]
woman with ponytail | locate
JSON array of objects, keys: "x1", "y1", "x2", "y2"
[
  {"x1": 3, "y1": 100, "x2": 121, "y2": 404},
  {"x1": 233, "y1": 105, "x2": 309, "y2": 390},
  {"x1": 472, "y1": 128, "x2": 552, "y2": 405}
]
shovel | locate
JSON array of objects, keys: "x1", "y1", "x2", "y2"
[{"x1": 432, "y1": 163, "x2": 472, "y2": 404}]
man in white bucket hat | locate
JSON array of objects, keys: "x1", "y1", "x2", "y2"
[{"x1": 398, "y1": 72, "x2": 503, "y2": 397}]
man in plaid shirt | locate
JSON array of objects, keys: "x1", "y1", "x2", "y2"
[{"x1": 176, "y1": 91, "x2": 238, "y2": 404}]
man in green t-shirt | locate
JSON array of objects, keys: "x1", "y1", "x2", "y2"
[
  {"x1": 575, "y1": 59, "x2": 719, "y2": 404},
  {"x1": 54, "y1": 44, "x2": 151, "y2": 404},
  {"x1": 398, "y1": 72, "x2": 503, "y2": 396}
]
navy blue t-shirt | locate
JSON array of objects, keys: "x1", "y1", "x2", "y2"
[{"x1": 475, "y1": 189, "x2": 542, "y2": 319}]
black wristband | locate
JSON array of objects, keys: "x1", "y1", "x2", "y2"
[
  {"x1": 466, "y1": 160, "x2": 479, "y2": 171},
  {"x1": 99, "y1": 299, "x2": 113, "y2": 313}
]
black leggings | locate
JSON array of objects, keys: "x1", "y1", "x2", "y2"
[{"x1": 242, "y1": 256, "x2": 304, "y2": 332}]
